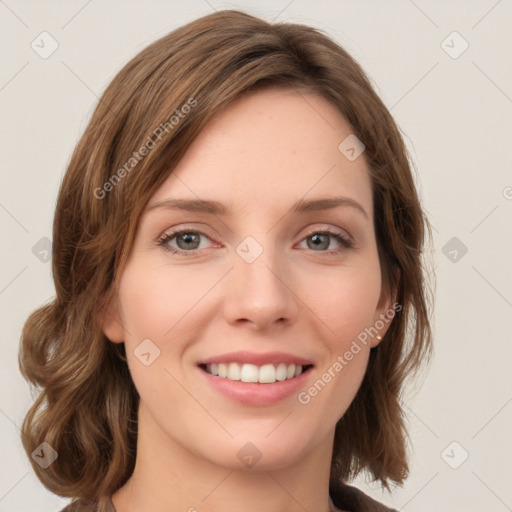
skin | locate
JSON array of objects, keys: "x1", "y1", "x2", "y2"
[{"x1": 103, "y1": 87, "x2": 395, "y2": 512}]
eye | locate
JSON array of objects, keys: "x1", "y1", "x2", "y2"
[
  {"x1": 297, "y1": 230, "x2": 354, "y2": 253},
  {"x1": 158, "y1": 229, "x2": 215, "y2": 255},
  {"x1": 157, "y1": 226, "x2": 354, "y2": 257}
]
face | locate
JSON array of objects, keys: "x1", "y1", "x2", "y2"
[{"x1": 103, "y1": 87, "x2": 394, "y2": 472}]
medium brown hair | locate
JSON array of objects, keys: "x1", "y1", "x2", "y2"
[{"x1": 19, "y1": 9, "x2": 434, "y2": 507}]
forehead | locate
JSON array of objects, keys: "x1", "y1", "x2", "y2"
[{"x1": 149, "y1": 87, "x2": 373, "y2": 218}]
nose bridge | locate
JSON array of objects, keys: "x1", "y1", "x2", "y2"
[{"x1": 224, "y1": 235, "x2": 297, "y2": 329}]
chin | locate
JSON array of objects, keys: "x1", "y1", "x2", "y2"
[{"x1": 201, "y1": 432, "x2": 315, "y2": 472}]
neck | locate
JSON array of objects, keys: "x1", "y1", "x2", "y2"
[{"x1": 112, "y1": 402, "x2": 336, "y2": 512}]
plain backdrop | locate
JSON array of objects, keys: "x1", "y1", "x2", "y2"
[{"x1": 1, "y1": 1, "x2": 511, "y2": 511}]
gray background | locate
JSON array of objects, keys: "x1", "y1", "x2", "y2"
[{"x1": 1, "y1": 1, "x2": 511, "y2": 510}]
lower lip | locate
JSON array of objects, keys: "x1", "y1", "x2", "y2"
[{"x1": 198, "y1": 366, "x2": 313, "y2": 406}]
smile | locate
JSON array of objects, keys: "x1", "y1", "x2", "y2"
[{"x1": 200, "y1": 362, "x2": 313, "y2": 384}]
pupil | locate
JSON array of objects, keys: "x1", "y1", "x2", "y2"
[
  {"x1": 310, "y1": 233, "x2": 328, "y2": 250},
  {"x1": 179, "y1": 233, "x2": 199, "y2": 249}
]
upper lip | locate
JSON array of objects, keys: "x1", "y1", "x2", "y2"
[{"x1": 198, "y1": 351, "x2": 314, "y2": 367}]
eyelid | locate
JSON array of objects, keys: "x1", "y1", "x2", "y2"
[
  {"x1": 299, "y1": 223, "x2": 352, "y2": 241},
  {"x1": 159, "y1": 222, "x2": 352, "y2": 240}
]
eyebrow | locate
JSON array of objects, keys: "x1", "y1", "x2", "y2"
[{"x1": 144, "y1": 196, "x2": 369, "y2": 220}]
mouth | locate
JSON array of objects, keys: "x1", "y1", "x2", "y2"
[{"x1": 198, "y1": 362, "x2": 314, "y2": 384}]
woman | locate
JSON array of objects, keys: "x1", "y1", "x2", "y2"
[{"x1": 19, "y1": 9, "x2": 433, "y2": 512}]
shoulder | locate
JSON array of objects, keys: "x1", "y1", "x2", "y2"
[{"x1": 329, "y1": 478, "x2": 399, "y2": 512}]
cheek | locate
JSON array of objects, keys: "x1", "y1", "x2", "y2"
[
  {"x1": 118, "y1": 260, "x2": 217, "y2": 341},
  {"x1": 303, "y1": 259, "x2": 382, "y2": 345},
  {"x1": 117, "y1": 261, "x2": 221, "y2": 398},
  {"x1": 118, "y1": 264, "x2": 189, "y2": 412}
]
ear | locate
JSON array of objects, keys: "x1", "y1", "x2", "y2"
[
  {"x1": 99, "y1": 292, "x2": 125, "y2": 343},
  {"x1": 370, "y1": 267, "x2": 400, "y2": 348}
]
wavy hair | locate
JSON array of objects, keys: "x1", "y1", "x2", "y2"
[{"x1": 19, "y1": 9, "x2": 434, "y2": 509}]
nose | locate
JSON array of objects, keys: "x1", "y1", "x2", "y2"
[{"x1": 222, "y1": 243, "x2": 299, "y2": 332}]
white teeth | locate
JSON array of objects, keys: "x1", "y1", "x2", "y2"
[
  {"x1": 240, "y1": 363, "x2": 259, "y2": 382},
  {"x1": 259, "y1": 364, "x2": 276, "y2": 383},
  {"x1": 218, "y1": 363, "x2": 228, "y2": 378},
  {"x1": 227, "y1": 362, "x2": 241, "y2": 380},
  {"x1": 275, "y1": 363, "x2": 287, "y2": 381},
  {"x1": 204, "y1": 362, "x2": 306, "y2": 383}
]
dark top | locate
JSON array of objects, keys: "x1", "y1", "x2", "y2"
[{"x1": 60, "y1": 479, "x2": 399, "y2": 511}]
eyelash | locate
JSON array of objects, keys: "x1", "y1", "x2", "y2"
[{"x1": 157, "y1": 226, "x2": 354, "y2": 257}]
